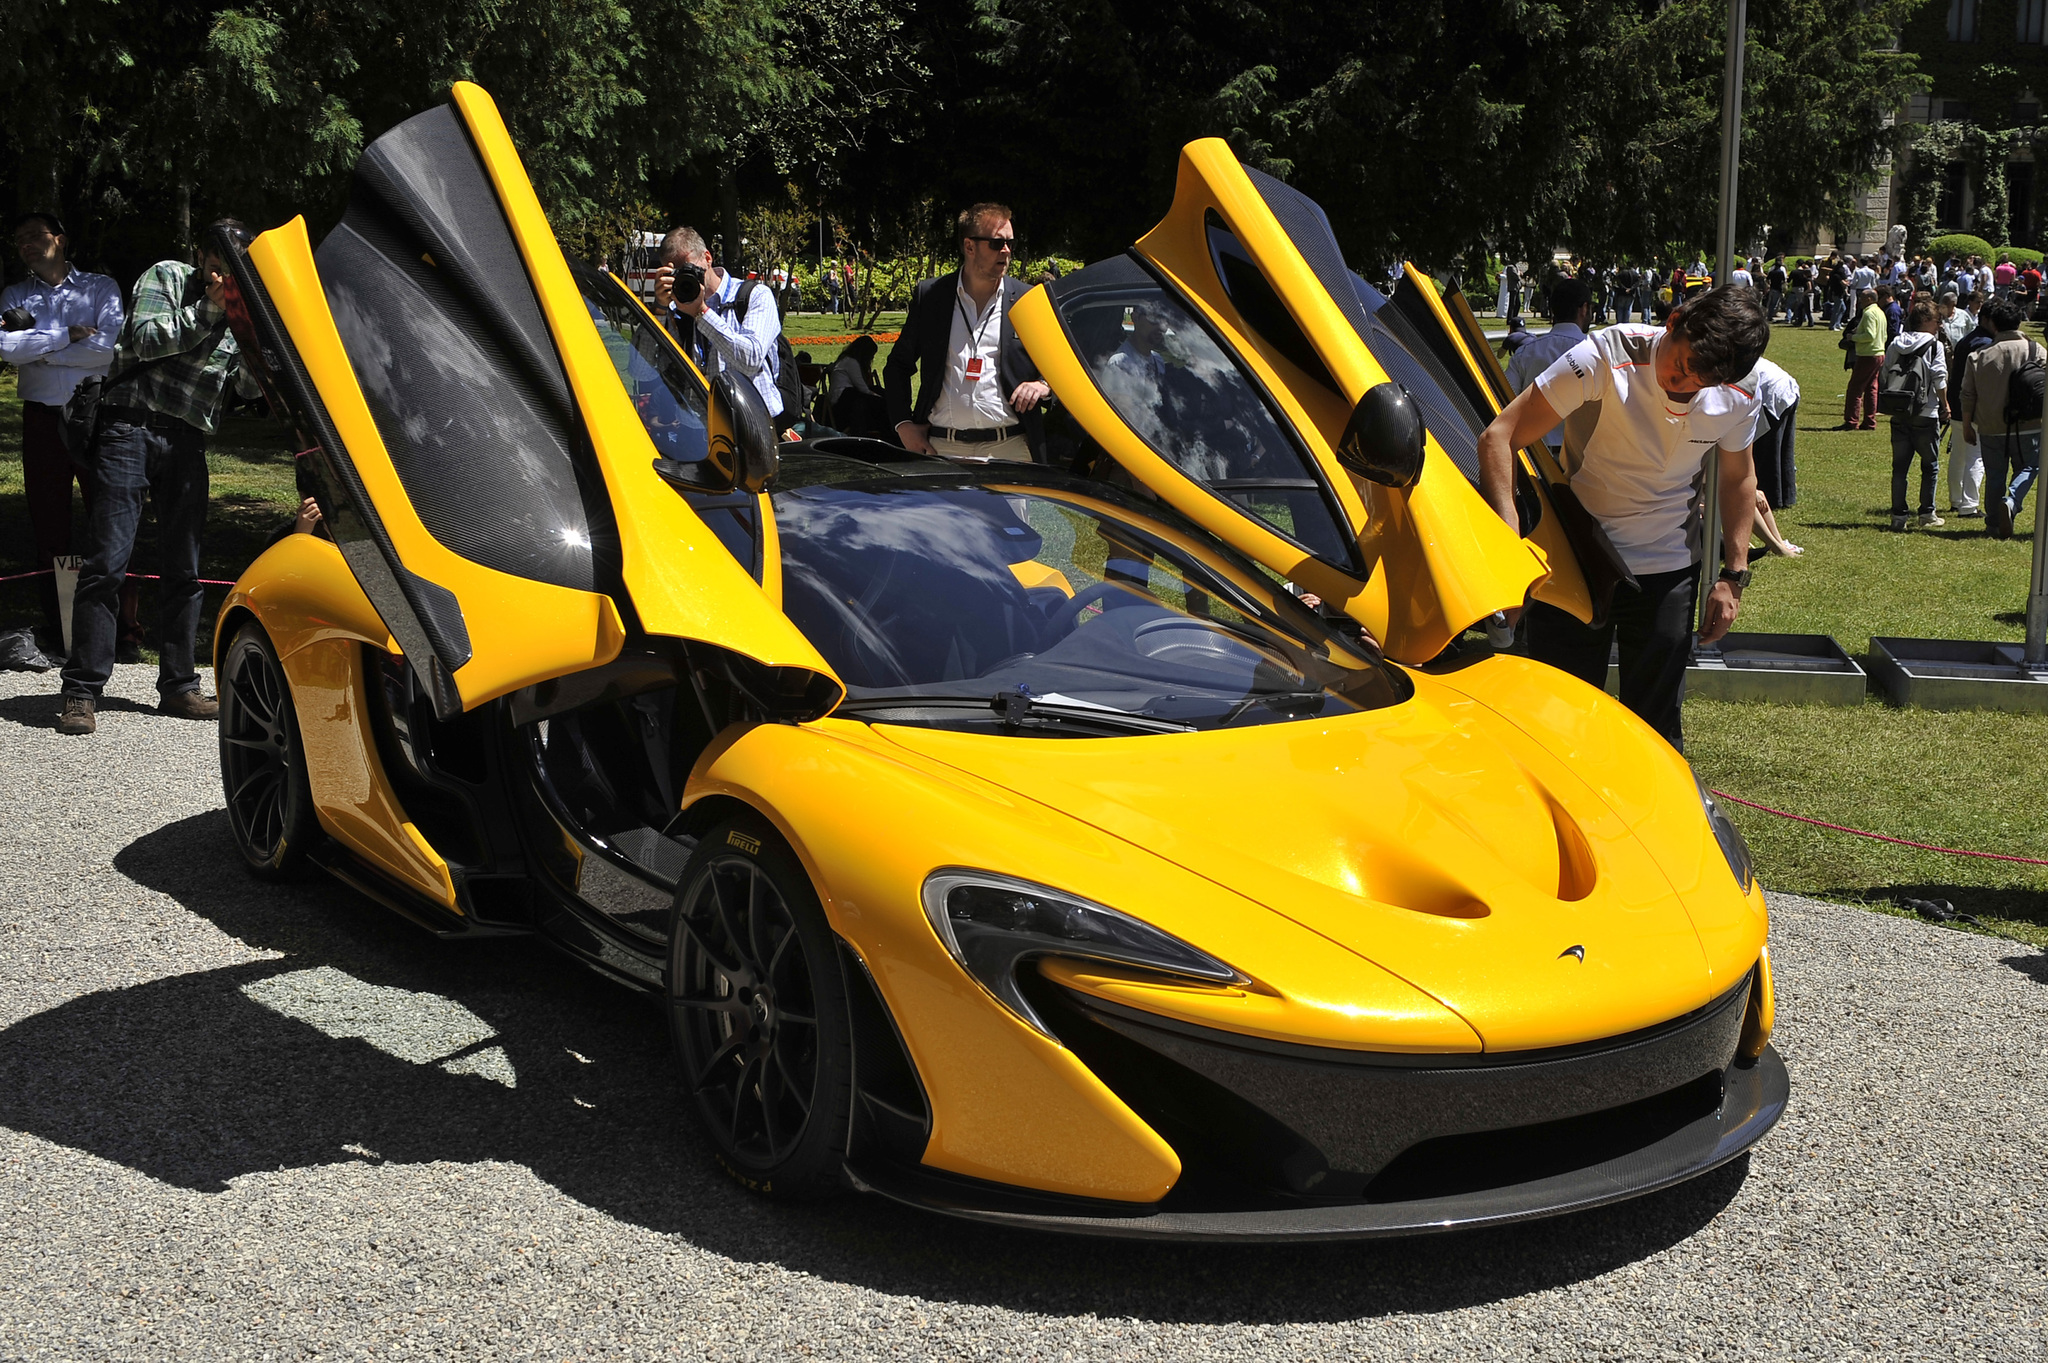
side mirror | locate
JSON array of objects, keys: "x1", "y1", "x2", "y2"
[
  {"x1": 1336, "y1": 381, "x2": 1426, "y2": 488},
  {"x1": 707, "y1": 370, "x2": 779, "y2": 494}
]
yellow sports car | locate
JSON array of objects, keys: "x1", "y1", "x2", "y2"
[{"x1": 211, "y1": 84, "x2": 1784, "y2": 1239}]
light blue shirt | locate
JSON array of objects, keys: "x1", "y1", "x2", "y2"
[
  {"x1": 0, "y1": 266, "x2": 123, "y2": 405},
  {"x1": 675, "y1": 270, "x2": 783, "y2": 418},
  {"x1": 1503, "y1": 321, "x2": 1587, "y2": 448}
]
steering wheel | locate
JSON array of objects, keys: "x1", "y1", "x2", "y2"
[{"x1": 1058, "y1": 580, "x2": 1142, "y2": 633}]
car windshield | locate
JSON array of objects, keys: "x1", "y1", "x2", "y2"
[
  {"x1": 571, "y1": 261, "x2": 710, "y2": 465},
  {"x1": 774, "y1": 472, "x2": 1408, "y2": 734}
]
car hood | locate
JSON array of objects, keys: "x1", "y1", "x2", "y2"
[{"x1": 868, "y1": 664, "x2": 1759, "y2": 1052}]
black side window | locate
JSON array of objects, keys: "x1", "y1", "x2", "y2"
[{"x1": 1050, "y1": 254, "x2": 1358, "y2": 570}]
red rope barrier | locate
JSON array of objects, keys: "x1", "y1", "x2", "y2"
[
  {"x1": 0, "y1": 568, "x2": 237, "y2": 587},
  {"x1": 1711, "y1": 789, "x2": 2048, "y2": 867}
]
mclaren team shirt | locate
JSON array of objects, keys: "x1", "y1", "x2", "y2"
[{"x1": 1534, "y1": 324, "x2": 1762, "y2": 576}]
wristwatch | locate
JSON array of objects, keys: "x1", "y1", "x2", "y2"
[{"x1": 1717, "y1": 566, "x2": 1752, "y2": 589}]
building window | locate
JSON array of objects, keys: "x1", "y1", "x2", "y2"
[
  {"x1": 2010, "y1": 163, "x2": 2036, "y2": 245},
  {"x1": 1939, "y1": 163, "x2": 1967, "y2": 230},
  {"x1": 1950, "y1": 0, "x2": 1979, "y2": 40},
  {"x1": 2022, "y1": 0, "x2": 2047, "y2": 43},
  {"x1": 1942, "y1": 100, "x2": 1973, "y2": 122},
  {"x1": 2017, "y1": 100, "x2": 2042, "y2": 123}
]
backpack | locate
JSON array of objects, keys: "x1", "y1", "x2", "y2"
[
  {"x1": 1878, "y1": 342, "x2": 1932, "y2": 416},
  {"x1": 733, "y1": 279, "x2": 809, "y2": 432},
  {"x1": 2003, "y1": 340, "x2": 2045, "y2": 430}
]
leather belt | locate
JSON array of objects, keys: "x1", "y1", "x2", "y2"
[
  {"x1": 99, "y1": 404, "x2": 191, "y2": 432},
  {"x1": 930, "y1": 424, "x2": 1021, "y2": 444}
]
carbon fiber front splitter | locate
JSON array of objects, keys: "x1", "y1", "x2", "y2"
[{"x1": 845, "y1": 1046, "x2": 1787, "y2": 1242}]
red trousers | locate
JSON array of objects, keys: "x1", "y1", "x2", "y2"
[
  {"x1": 22, "y1": 401, "x2": 139, "y2": 643},
  {"x1": 1844, "y1": 357, "x2": 1881, "y2": 430}
]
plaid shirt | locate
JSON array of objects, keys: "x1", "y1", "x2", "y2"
[{"x1": 110, "y1": 260, "x2": 253, "y2": 435}]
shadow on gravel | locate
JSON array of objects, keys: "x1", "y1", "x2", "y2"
[
  {"x1": 2001, "y1": 953, "x2": 2048, "y2": 983},
  {"x1": 0, "y1": 810, "x2": 1749, "y2": 1325},
  {"x1": 0, "y1": 690, "x2": 159, "y2": 728}
]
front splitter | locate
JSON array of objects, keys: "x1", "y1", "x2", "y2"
[{"x1": 846, "y1": 1046, "x2": 1788, "y2": 1242}]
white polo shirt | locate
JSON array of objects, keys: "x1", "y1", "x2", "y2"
[{"x1": 1534, "y1": 325, "x2": 1763, "y2": 576}]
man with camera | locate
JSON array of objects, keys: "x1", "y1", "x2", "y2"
[
  {"x1": 0, "y1": 212, "x2": 135, "y2": 658},
  {"x1": 652, "y1": 226, "x2": 789, "y2": 431},
  {"x1": 884, "y1": 203, "x2": 1050, "y2": 462},
  {"x1": 57, "y1": 220, "x2": 259, "y2": 736}
]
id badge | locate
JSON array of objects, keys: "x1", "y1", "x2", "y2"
[{"x1": 964, "y1": 356, "x2": 986, "y2": 380}]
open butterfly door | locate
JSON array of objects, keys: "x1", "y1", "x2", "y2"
[
  {"x1": 1009, "y1": 138, "x2": 1547, "y2": 663},
  {"x1": 1393, "y1": 266, "x2": 1595, "y2": 624},
  {"x1": 222, "y1": 82, "x2": 841, "y2": 721}
]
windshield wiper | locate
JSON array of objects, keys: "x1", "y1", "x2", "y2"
[
  {"x1": 834, "y1": 691, "x2": 1194, "y2": 736},
  {"x1": 1217, "y1": 690, "x2": 1328, "y2": 726}
]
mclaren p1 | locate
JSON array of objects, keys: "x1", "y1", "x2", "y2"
[{"x1": 209, "y1": 83, "x2": 1786, "y2": 1240}]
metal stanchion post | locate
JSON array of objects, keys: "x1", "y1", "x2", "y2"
[
  {"x1": 2028, "y1": 485, "x2": 2048, "y2": 667},
  {"x1": 1697, "y1": 0, "x2": 1746, "y2": 648}
]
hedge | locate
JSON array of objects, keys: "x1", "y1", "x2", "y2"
[
  {"x1": 1927, "y1": 233, "x2": 1996, "y2": 260},
  {"x1": 2001, "y1": 247, "x2": 2045, "y2": 267}
]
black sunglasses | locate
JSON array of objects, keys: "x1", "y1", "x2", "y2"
[{"x1": 966, "y1": 235, "x2": 1020, "y2": 253}]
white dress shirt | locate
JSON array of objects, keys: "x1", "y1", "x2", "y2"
[
  {"x1": 928, "y1": 281, "x2": 1013, "y2": 430},
  {"x1": 0, "y1": 266, "x2": 123, "y2": 405}
]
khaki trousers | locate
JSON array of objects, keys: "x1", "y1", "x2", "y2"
[{"x1": 930, "y1": 430, "x2": 1033, "y2": 463}]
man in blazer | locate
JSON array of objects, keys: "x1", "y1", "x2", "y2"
[{"x1": 885, "y1": 202, "x2": 1050, "y2": 461}]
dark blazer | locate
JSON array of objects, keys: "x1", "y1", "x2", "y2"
[{"x1": 883, "y1": 271, "x2": 1043, "y2": 454}]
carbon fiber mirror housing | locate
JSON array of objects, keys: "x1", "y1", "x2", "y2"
[
  {"x1": 1337, "y1": 381, "x2": 1425, "y2": 488},
  {"x1": 709, "y1": 369, "x2": 779, "y2": 494}
]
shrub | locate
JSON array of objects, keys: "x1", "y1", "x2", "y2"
[
  {"x1": 1928, "y1": 232, "x2": 1996, "y2": 261},
  {"x1": 1999, "y1": 246, "x2": 2045, "y2": 267}
]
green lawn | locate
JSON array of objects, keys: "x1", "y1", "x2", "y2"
[
  {"x1": 1679, "y1": 321, "x2": 2048, "y2": 946},
  {"x1": 3, "y1": 313, "x2": 2040, "y2": 943},
  {"x1": 782, "y1": 309, "x2": 907, "y2": 369}
]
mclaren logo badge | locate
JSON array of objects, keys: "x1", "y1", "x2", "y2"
[{"x1": 1558, "y1": 944, "x2": 1586, "y2": 962}]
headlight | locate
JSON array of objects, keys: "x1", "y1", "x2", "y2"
[
  {"x1": 1695, "y1": 775, "x2": 1754, "y2": 893},
  {"x1": 920, "y1": 870, "x2": 1243, "y2": 1036}
]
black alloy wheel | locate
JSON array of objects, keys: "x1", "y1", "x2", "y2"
[
  {"x1": 668, "y1": 816, "x2": 852, "y2": 1197},
  {"x1": 218, "y1": 622, "x2": 317, "y2": 878}
]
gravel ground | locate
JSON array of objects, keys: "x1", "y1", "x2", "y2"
[{"x1": 1, "y1": 663, "x2": 2046, "y2": 1361}]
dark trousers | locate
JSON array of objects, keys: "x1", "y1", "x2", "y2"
[
  {"x1": 61, "y1": 417, "x2": 210, "y2": 700},
  {"x1": 1844, "y1": 357, "x2": 1881, "y2": 429},
  {"x1": 21, "y1": 402, "x2": 139, "y2": 643},
  {"x1": 1985, "y1": 427, "x2": 2042, "y2": 517},
  {"x1": 1754, "y1": 402, "x2": 1798, "y2": 509},
  {"x1": 1889, "y1": 415, "x2": 1941, "y2": 516},
  {"x1": 1526, "y1": 564, "x2": 1700, "y2": 752}
]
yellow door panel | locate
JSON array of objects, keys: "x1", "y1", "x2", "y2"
[
  {"x1": 1403, "y1": 267, "x2": 1593, "y2": 623},
  {"x1": 279, "y1": 635, "x2": 458, "y2": 909},
  {"x1": 1015, "y1": 137, "x2": 1545, "y2": 663},
  {"x1": 450, "y1": 83, "x2": 842, "y2": 716},
  {"x1": 240, "y1": 217, "x2": 623, "y2": 718}
]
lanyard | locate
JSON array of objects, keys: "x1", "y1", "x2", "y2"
[{"x1": 956, "y1": 285, "x2": 1000, "y2": 360}]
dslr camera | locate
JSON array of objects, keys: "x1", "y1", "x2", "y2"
[
  {"x1": 1, "y1": 306, "x2": 34, "y2": 332},
  {"x1": 668, "y1": 259, "x2": 707, "y2": 306}
]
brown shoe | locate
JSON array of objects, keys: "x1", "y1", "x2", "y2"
[
  {"x1": 56, "y1": 696, "x2": 96, "y2": 735},
  {"x1": 159, "y1": 690, "x2": 220, "y2": 720}
]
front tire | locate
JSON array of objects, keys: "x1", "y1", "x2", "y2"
[
  {"x1": 668, "y1": 814, "x2": 852, "y2": 1198},
  {"x1": 218, "y1": 622, "x2": 317, "y2": 878}
]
